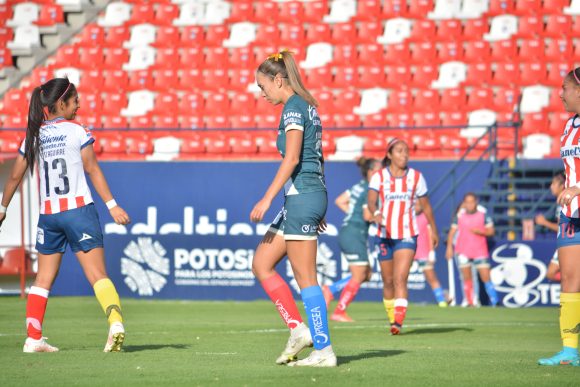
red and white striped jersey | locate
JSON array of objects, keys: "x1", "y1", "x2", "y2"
[
  {"x1": 560, "y1": 115, "x2": 580, "y2": 218},
  {"x1": 19, "y1": 118, "x2": 95, "y2": 215},
  {"x1": 369, "y1": 167, "x2": 428, "y2": 239}
]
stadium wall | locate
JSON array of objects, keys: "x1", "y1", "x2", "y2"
[{"x1": 46, "y1": 161, "x2": 559, "y2": 307}]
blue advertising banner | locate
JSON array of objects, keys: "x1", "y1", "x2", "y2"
[{"x1": 49, "y1": 161, "x2": 559, "y2": 307}]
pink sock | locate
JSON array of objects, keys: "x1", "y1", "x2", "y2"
[
  {"x1": 335, "y1": 280, "x2": 361, "y2": 313},
  {"x1": 26, "y1": 286, "x2": 49, "y2": 340},
  {"x1": 261, "y1": 274, "x2": 303, "y2": 329},
  {"x1": 463, "y1": 279, "x2": 474, "y2": 305}
]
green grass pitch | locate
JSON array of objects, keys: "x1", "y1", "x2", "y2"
[{"x1": 0, "y1": 297, "x2": 577, "y2": 386}]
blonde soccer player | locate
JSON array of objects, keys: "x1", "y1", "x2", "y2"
[
  {"x1": 250, "y1": 50, "x2": 336, "y2": 367},
  {"x1": 367, "y1": 138, "x2": 439, "y2": 335},
  {"x1": 538, "y1": 68, "x2": 580, "y2": 366},
  {"x1": 0, "y1": 78, "x2": 130, "y2": 352}
]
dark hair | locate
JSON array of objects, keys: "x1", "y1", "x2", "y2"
[
  {"x1": 463, "y1": 192, "x2": 478, "y2": 201},
  {"x1": 25, "y1": 78, "x2": 76, "y2": 173},
  {"x1": 381, "y1": 138, "x2": 408, "y2": 167},
  {"x1": 257, "y1": 50, "x2": 318, "y2": 107},
  {"x1": 565, "y1": 68, "x2": 580, "y2": 85},
  {"x1": 553, "y1": 170, "x2": 565, "y2": 185},
  {"x1": 356, "y1": 157, "x2": 379, "y2": 179}
]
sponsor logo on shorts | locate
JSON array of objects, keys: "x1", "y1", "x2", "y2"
[
  {"x1": 310, "y1": 306, "x2": 329, "y2": 345},
  {"x1": 301, "y1": 224, "x2": 318, "y2": 233},
  {"x1": 402, "y1": 237, "x2": 415, "y2": 244},
  {"x1": 79, "y1": 233, "x2": 92, "y2": 242},
  {"x1": 37, "y1": 228, "x2": 44, "y2": 245}
]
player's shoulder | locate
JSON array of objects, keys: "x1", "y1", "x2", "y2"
[{"x1": 476, "y1": 204, "x2": 488, "y2": 214}]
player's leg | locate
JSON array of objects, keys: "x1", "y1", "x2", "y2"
[
  {"x1": 377, "y1": 239, "x2": 395, "y2": 325},
  {"x1": 546, "y1": 252, "x2": 561, "y2": 282},
  {"x1": 391, "y1": 247, "x2": 415, "y2": 335},
  {"x1": 423, "y1": 266, "x2": 447, "y2": 307},
  {"x1": 476, "y1": 260, "x2": 498, "y2": 306},
  {"x1": 331, "y1": 264, "x2": 370, "y2": 322},
  {"x1": 458, "y1": 255, "x2": 474, "y2": 306}
]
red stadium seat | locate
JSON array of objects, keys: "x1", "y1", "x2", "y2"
[
  {"x1": 78, "y1": 47, "x2": 104, "y2": 70},
  {"x1": 0, "y1": 90, "x2": 27, "y2": 115},
  {"x1": 180, "y1": 26, "x2": 205, "y2": 47},
  {"x1": 490, "y1": 40, "x2": 517, "y2": 62},
  {"x1": 179, "y1": 69, "x2": 204, "y2": 91},
  {"x1": 74, "y1": 23, "x2": 104, "y2": 47},
  {"x1": 77, "y1": 69, "x2": 102, "y2": 93},
  {"x1": 549, "y1": 112, "x2": 571, "y2": 135},
  {"x1": 36, "y1": 4, "x2": 64, "y2": 28},
  {"x1": 544, "y1": 15, "x2": 572, "y2": 37},
  {"x1": 180, "y1": 47, "x2": 204, "y2": 69},
  {"x1": 519, "y1": 39, "x2": 545, "y2": 62},
  {"x1": 545, "y1": 39, "x2": 572, "y2": 62},
  {"x1": 129, "y1": 116, "x2": 153, "y2": 130},
  {"x1": 81, "y1": 93, "x2": 102, "y2": 116},
  {"x1": 408, "y1": 0, "x2": 434, "y2": 17},
  {"x1": 362, "y1": 113, "x2": 388, "y2": 128},
  {"x1": 154, "y1": 26, "x2": 179, "y2": 48},
  {"x1": 410, "y1": 20, "x2": 436, "y2": 42},
  {"x1": 228, "y1": 1, "x2": 253, "y2": 22},
  {"x1": 514, "y1": 0, "x2": 541, "y2": 15},
  {"x1": 102, "y1": 116, "x2": 128, "y2": 129},
  {"x1": 102, "y1": 70, "x2": 129, "y2": 92},
  {"x1": 356, "y1": 21, "x2": 382, "y2": 43},
  {"x1": 231, "y1": 92, "x2": 256, "y2": 113},
  {"x1": 519, "y1": 62, "x2": 547, "y2": 85},
  {"x1": 255, "y1": 114, "x2": 279, "y2": 129},
  {"x1": 180, "y1": 115, "x2": 204, "y2": 129},
  {"x1": 278, "y1": 1, "x2": 305, "y2": 24},
  {"x1": 205, "y1": 47, "x2": 228, "y2": 69},
  {"x1": 151, "y1": 92, "x2": 178, "y2": 114},
  {"x1": 335, "y1": 90, "x2": 360, "y2": 112},
  {"x1": 410, "y1": 64, "x2": 437, "y2": 87},
  {"x1": 153, "y1": 69, "x2": 179, "y2": 92},
  {"x1": 314, "y1": 90, "x2": 335, "y2": 114},
  {"x1": 542, "y1": 0, "x2": 569, "y2": 13},
  {"x1": 151, "y1": 47, "x2": 179, "y2": 70},
  {"x1": 51, "y1": 45, "x2": 79, "y2": 68},
  {"x1": 205, "y1": 133, "x2": 231, "y2": 155},
  {"x1": 0, "y1": 48, "x2": 13, "y2": 69},
  {"x1": 230, "y1": 135, "x2": 258, "y2": 157},
  {"x1": 0, "y1": 5, "x2": 13, "y2": 22},
  {"x1": 384, "y1": 43, "x2": 410, "y2": 64},
  {"x1": 388, "y1": 90, "x2": 413, "y2": 113},
  {"x1": 303, "y1": 1, "x2": 327, "y2": 23},
  {"x1": 332, "y1": 44, "x2": 358, "y2": 66},
  {"x1": 494, "y1": 88, "x2": 520, "y2": 113},
  {"x1": 205, "y1": 115, "x2": 230, "y2": 129},
  {"x1": 440, "y1": 89, "x2": 467, "y2": 112},
  {"x1": 127, "y1": 70, "x2": 153, "y2": 91},
  {"x1": 516, "y1": 16, "x2": 543, "y2": 38},
  {"x1": 204, "y1": 93, "x2": 230, "y2": 116},
  {"x1": 104, "y1": 27, "x2": 130, "y2": 48},
  {"x1": 358, "y1": 66, "x2": 385, "y2": 88},
  {"x1": 333, "y1": 66, "x2": 359, "y2": 89},
  {"x1": 465, "y1": 63, "x2": 492, "y2": 86},
  {"x1": 437, "y1": 42, "x2": 463, "y2": 63},
  {"x1": 415, "y1": 112, "x2": 441, "y2": 131},
  {"x1": 462, "y1": 18, "x2": 488, "y2": 41},
  {"x1": 229, "y1": 69, "x2": 254, "y2": 92},
  {"x1": 229, "y1": 47, "x2": 255, "y2": 69},
  {"x1": 334, "y1": 114, "x2": 361, "y2": 128},
  {"x1": 125, "y1": 132, "x2": 153, "y2": 158},
  {"x1": 203, "y1": 69, "x2": 229, "y2": 91},
  {"x1": 385, "y1": 66, "x2": 411, "y2": 88},
  {"x1": 410, "y1": 42, "x2": 436, "y2": 64},
  {"x1": 521, "y1": 112, "x2": 548, "y2": 135},
  {"x1": 491, "y1": 62, "x2": 520, "y2": 86},
  {"x1": 205, "y1": 25, "x2": 228, "y2": 46},
  {"x1": 436, "y1": 19, "x2": 462, "y2": 42},
  {"x1": 128, "y1": 3, "x2": 155, "y2": 25},
  {"x1": 390, "y1": 113, "x2": 413, "y2": 128},
  {"x1": 103, "y1": 48, "x2": 129, "y2": 70},
  {"x1": 358, "y1": 44, "x2": 383, "y2": 66},
  {"x1": 179, "y1": 132, "x2": 205, "y2": 156},
  {"x1": 254, "y1": 1, "x2": 277, "y2": 23},
  {"x1": 355, "y1": 0, "x2": 381, "y2": 21},
  {"x1": 463, "y1": 41, "x2": 490, "y2": 63},
  {"x1": 279, "y1": 24, "x2": 305, "y2": 46},
  {"x1": 441, "y1": 111, "x2": 468, "y2": 126},
  {"x1": 254, "y1": 24, "x2": 280, "y2": 46},
  {"x1": 331, "y1": 23, "x2": 357, "y2": 45},
  {"x1": 546, "y1": 62, "x2": 570, "y2": 87},
  {"x1": 305, "y1": 23, "x2": 331, "y2": 44},
  {"x1": 414, "y1": 89, "x2": 440, "y2": 112},
  {"x1": 155, "y1": 4, "x2": 179, "y2": 25},
  {"x1": 230, "y1": 115, "x2": 256, "y2": 129},
  {"x1": 467, "y1": 88, "x2": 494, "y2": 110},
  {"x1": 381, "y1": 0, "x2": 408, "y2": 18},
  {"x1": 546, "y1": 87, "x2": 564, "y2": 112},
  {"x1": 305, "y1": 67, "x2": 333, "y2": 90},
  {"x1": 1, "y1": 116, "x2": 26, "y2": 129},
  {"x1": 102, "y1": 93, "x2": 128, "y2": 115},
  {"x1": 486, "y1": 0, "x2": 514, "y2": 16}
]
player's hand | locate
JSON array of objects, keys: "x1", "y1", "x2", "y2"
[
  {"x1": 317, "y1": 218, "x2": 327, "y2": 234},
  {"x1": 250, "y1": 197, "x2": 271, "y2": 223},
  {"x1": 471, "y1": 228, "x2": 483, "y2": 236},
  {"x1": 110, "y1": 206, "x2": 130, "y2": 225},
  {"x1": 534, "y1": 214, "x2": 546, "y2": 226},
  {"x1": 558, "y1": 186, "x2": 580, "y2": 207},
  {"x1": 0, "y1": 212, "x2": 5, "y2": 229},
  {"x1": 431, "y1": 232, "x2": 439, "y2": 248},
  {"x1": 371, "y1": 213, "x2": 382, "y2": 224},
  {"x1": 445, "y1": 246, "x2": 453, "y2": 260}
]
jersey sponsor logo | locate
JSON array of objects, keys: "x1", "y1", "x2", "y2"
[
  {"x1": 310, "y1": 306, "x2": 329, "y2": 345},
  {"x1": 79, "y1": 233, "x2": 92, "y2": 242},
  {"x1": 121, "y1": 237, "x2": 170, "y2": 296},
  {"x1": 385, "y1": 193, "x2": 411, "y2": 201},
  {"x1": 560, "y1": 146, "x2": 580, "y2": 158},
  {"x1": 283, "y1": 111, "x2": 302, "y2": 120},
  {"x1": 37, "y1": 228, "x2": 44, "y2": 245}
]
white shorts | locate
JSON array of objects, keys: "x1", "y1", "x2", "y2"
[{"x1": 457, "y1": 254, "x2": 490, "y2": 269}]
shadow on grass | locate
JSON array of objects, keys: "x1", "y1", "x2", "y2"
[
  {"x1": 405, "y1": 327, "x2": 473, "y2": 335},
  {"x1": 338, "y1": 350, "x2": 405, "y2": 365},
  {"x1": 123, "y1": 344, "x2": 190, "y2": 352}
]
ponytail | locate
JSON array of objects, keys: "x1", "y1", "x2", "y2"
[
  {"x1": 257, "y1": 50, "x2": 318, "y2": 107},
  {"x1": 23, "y1": 77, "x2": 75, "y2": 174}
]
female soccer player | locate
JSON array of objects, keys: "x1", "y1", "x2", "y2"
[
  {"x1": 324, "y1": 157, "x2": 381, "y2": 322},
  {"x1": 414, "y1": 201, "x2": 448, "y2": 307},
  {"x1": 0, "y1": 78, "x2": 130, "y2": 353},
  {"x1": 367, "y1": 138, "x2": 439, "y2": 335},
  {"x1": 538, "y1": 68, "x2": 580, "y2": 366},
  {"x1": 445, "y1": 193, "x2": 497, "y2": 307},
  {"x1": 250, "y1": 50, "x2": 336, "y2": 367}
]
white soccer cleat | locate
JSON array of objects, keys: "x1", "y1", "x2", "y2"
[
  {"x1": 275, "y1": 324, "x2": 313, "y2": 365},
  {"x1": 287, "y1": 345, "x2": 337, "y2": 367},
  {"x1": 23, "y1": 337, "x2": 59, "y2": 353},
  {"x1": 103, "y1": 322, "x2": 125, "y2": 352}
]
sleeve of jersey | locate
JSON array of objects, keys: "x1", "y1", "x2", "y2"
[
  {"x1": 368, "y1": 171, "x2": 380, "y2": 192},
  {"x1": 282, "y1": 106, "x2": 305, "y2": 132},
  {"x1": 18, "y1": 139, "x2": 25, "y2": 156},
  {"x1": 416, "y1": 173, "x2": 428, "y2": 197},
  {"x1": 76, "y1": 124, "x2": 95, "y2": 149},
  {"x1": 451, "y1": 215, "x2": 459, "y2": 227},
  {"x1": 485, "y1": 215, "x2": 494, "y2": 227}
]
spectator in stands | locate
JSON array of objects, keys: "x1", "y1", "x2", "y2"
[
  {"x1": 535, "y1": 171, "x2": 565, "y2": 282},
  {"x1": 539, "y1": 68, "x2": 580, "y2": 367},
  {"x1": 445, "y1": 193, "x2": 498, "y2": 307},
  {"x1": 414, "y1": 200, "x2": 449, "y2": 307},
  {"x1": 0, "y1": 78, "x2": 130, "y2": 353},
  {"x1": 367, "y1": 138, "x2": 439, "y2": 335},
  {"x1": 322, "y1": 157, "x2": 381, "y2": 322},
  {"x1": 249, "y1": 50, "x2": 336, "y2": 367}
]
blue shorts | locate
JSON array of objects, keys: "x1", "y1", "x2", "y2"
[
  {"x1": 36, "y1": 204, "x2": 104, "y2": 254},
  {"x1": 376, "y1": 237, "x2": 418, "y2": 262},
  {"x1": 269, "y1": 191, "x2": 327, "y2": 240},
  {"x1": 557, "y1": 213, "x2": 580, "y2": 248}
]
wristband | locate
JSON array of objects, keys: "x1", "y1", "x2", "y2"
[
  {"x1": 374, "y1": 210, "x2": 381, "y2": 216},
  {"x1": 0, "y1": 204, "x2": 6, "y2": 213},
  {"x1": 106, "y1": 199, "x2": 117, "y2": 210}
]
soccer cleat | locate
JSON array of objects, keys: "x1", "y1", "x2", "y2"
[
  {"x1": 538, "y1": 350, "x2": 580, "y2": 366},
  {"x1": 275, "y1": 325, "x2": 313, "y2": 365},
  {"x1": 390, "y1": 323, "x2": 402, "y2": 335},
  {"x1": 322, "y1": 285, "x2": 334, "y2": 308},
  {"x1": 104, "y1": 322, "x2": 125, "y2": 352},
  {"x1": 438, "y1": 301, "x2": 448, "y2": 308},
  {"x1": 330, "y1": 311, "x2": 354, "y2": 323},
  {"x1": 287, "y1": 346, "x2": 337, "y2": 367},
  {"x1": 23, "y1": 337, "x2": 59, "y2": 353}
]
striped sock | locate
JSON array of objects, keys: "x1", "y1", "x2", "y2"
[
  {"x1": 302, "y1": 286, "x2": 331, "y2": 350},
  {"x1": 328, "y1": 275, "x2": 352, "y2": 295},
  {"x1": 26, "y1": 286, "x2": 49, "y2": 340},
  {"x1": 261, "y1": 274, "x2": 303, "y2": 329}
]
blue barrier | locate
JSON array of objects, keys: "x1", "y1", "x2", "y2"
[{"x1": 49, "y1": 161, "x2": 559, "y2": 307}]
